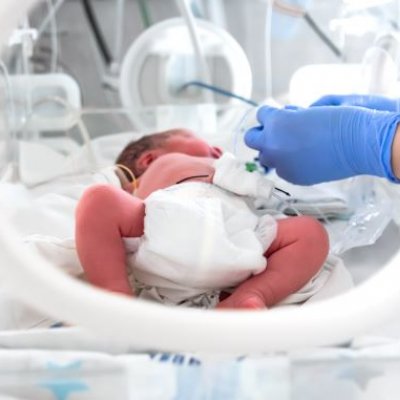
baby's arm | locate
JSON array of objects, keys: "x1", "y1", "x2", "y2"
[
  {"x1": 218, "y1": 216, "x2": 329, "y2": 309},
  {"x1": 75, "y1": 184, "x2": 145, "y2": 296}
]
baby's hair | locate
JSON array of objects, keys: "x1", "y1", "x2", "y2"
[{"x1": 115, "y1": 130, "x2": 177, "y2": 178}]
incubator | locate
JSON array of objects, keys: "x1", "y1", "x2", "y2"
[{"x1": 2, "y1": 0, "x2": 400, "y2": 398}]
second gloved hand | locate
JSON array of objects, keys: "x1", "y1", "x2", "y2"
[
  {"x1": 244, "y1": 105, "x2": 400, "y2": 185},
  {"x1": 311, "y1": 94, "x2": 400, "y2": 112}
]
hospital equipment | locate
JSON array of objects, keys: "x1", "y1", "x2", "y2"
[{"x1": 3, "y1": 2, "x2": 400, "y2": 397}]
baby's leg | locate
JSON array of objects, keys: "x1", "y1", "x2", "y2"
[
  {"x1": 75, "y1": 184, "x2": 145, "y2": 296},
  {"x1": 218, "y1": 216, "x2": 329, "y2": 309}
]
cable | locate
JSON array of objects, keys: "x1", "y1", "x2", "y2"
[
  {"x1": 273, "y1": 0, "x2": 305, "y2": 17},
  {"x1": 175, "y1": 0, "x2": 212, "y2": 102},
  {"x1": 46, "y1": 0, "x2": 58, "y2": 72},
  {"x1": 37, "y1": 0, "x2": 65, "y2": 37},
  {"x1": 303, "y1": 12, "x2": 343, "y2": 59},
  {"x1": 81, "y1": 0, "x2": 113, "y2": 65},
  {"x1": 265, "y1": 0, "x2": 274, "y2": 100},
  {"x1": 271, "y1": 1, "x2": 343, "y2": 59},
  {"x1": 112, "y1": 0, "x2": 126, "y2": 70},
  {"x1": 16, "y1": 96, "x2": 97, "y2": 170},
  {"x1": 179, "y1": 80, "x2": 259, "y2": 106},
  {"x1": 0, "y1": 60, "x2": 17, "y2": 171},
  {"x1": 137, "y1": 0, "x2": 152, "y2": 28}
]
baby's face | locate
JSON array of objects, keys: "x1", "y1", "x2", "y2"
[{"x1": 162, "y1": 130, "x2": 222, "y2": 159}]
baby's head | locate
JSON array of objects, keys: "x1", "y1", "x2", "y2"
[{"x1": 115, "y1": 128, "x2": 222, "y2": 178}]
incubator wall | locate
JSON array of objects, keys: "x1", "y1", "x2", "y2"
[{"x1": 3, "y1": 1, "x2": 400, "y2": 398}]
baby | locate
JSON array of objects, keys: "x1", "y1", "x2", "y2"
[{"x1": 75, "y1": 129, "x2": 330, "y2": 309}]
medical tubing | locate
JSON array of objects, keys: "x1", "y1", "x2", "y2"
[
  {"x1": 265, "y1": 0, "x2": 273, "y2": 100},
  {"x1": 113, "y1": 0, "x2": 126, "y2": 68},
  {"x1": 206, "y1": 0, "x2": 227, "y2": 29},
  {"x1": 273, "y1": 0, "x2": 305, "y2": 17},
  {"x1": 232, "y1": 106, "x2": 257, "y2": 156},
  {"x1": 21, "y1": 17, "x2": 34, "y2": 142},
  {"x1": 37, "y1": 0, "x2": 64, "y2": 37},
  {"x1": 137, "y1": 0, "x2": 152, "y2": 28},
  {"x1": 271, "y1": 1, "x2": 343, "y2": 59},
  {"x1": 272, "y1": 191, "x2": 301, "y2": 216},
  {"x1": 46, "y1": 0, "x2": 58, "y2": 72},
  {"x1": 272, "y1": 188, "x2": 332, "y2": 224},
  {"x1": 303, "y1": 12, "x2": 343, "y2": 58},
  {"x1": 17, "y1": 96, "x2": 97, "y2": 170},
  {"x1": 82, "y1": 0, "x2": 113, "y2": 65},
  {"x1": 175, "y1": 0, "x2": 212, "y2": 103},
  {"x1": 0, "y1": 60, "x2": 17, "y2": 168},
  {"x1": 179, "y1": 81, "x2": 258, "y2": 106}
]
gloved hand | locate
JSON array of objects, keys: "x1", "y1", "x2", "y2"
[
  {"x1": 311, "y1": 94, "x2": 400, "y2": 112},
  {"x1": 244, "y1": 105, "x2": 400, "y2": 185}
]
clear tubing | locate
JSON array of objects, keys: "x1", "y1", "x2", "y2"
[
  {"x1": 232, "y1": 106, "x2": 257, "y2": 156},
  {"x1": 175, "y1": 0, "x2": 212, "y2": 102},
  {"x1": 16, "y1": 96, "x2": 97, "y2": 170},
  {"x1": 112, "y1": 0, "x2": 126, "y2": 71},
  {"x1": 0, "y1": 60, "x2": 17, "y2": 169},
  {"x1": 21, "y1": 17, "x2": 33, "y2": 141},
  {"x1": 205, "y1": 0, "x2": 227, "y2": 29},
  {"x1": 46, "y1": 0, "x2": 58, "y2": 72},
  {"x1": 264, "y1": 0, "x2": 273, "y2": 101},
  {"x1": 273, "y1": 0, "x2": 306, "y2": 17},
  {"x1": 37, "y1": 0, "x2": 64, "y2": 37}
]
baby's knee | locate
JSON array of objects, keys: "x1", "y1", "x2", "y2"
[{"x1": 295, "y1": 216, "x2": 329, "y2": 262}]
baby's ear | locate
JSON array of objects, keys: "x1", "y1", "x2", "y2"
[{"x1": 136, "y1": 150, "x2": 156, "y2": 170}]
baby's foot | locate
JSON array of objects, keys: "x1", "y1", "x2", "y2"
[
  {"x1": 217, "y1": 294, "x2": 266, "y2": 310},
  {"x1": 236, "y1": 295, "x2": 266, "y2": 310}
]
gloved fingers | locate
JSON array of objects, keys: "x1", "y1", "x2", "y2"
[
  {"x1": 258, "y1": 151, "x2": 275, "y2": 169},
  {"x1": 256, "y1": 104, "x2": 280, "y2": 124},
  {"x1": 284, "y1": 104, "x2": 302, "y2": 111},
  {"x1": 310, "y1": 94, "x2": 342, "y2": 107},
  {"x1": 244, "y1": 126, "x2": 264, "y2": 150}
]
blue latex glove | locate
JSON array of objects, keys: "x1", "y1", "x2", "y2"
[
  {"x1": 311, "y1": 94, "x2": 400, "y2": 112},
  {"x1": 244, "y1": 105, "x2": 400, "y2": 185}
]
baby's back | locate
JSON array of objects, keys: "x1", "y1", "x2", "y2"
[{"x1": 135, "y1": 153, "x2": 215, "y2": 199}]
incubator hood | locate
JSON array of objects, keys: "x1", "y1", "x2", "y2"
[{"x1": 2, "y1": 0, "x2": 400, "y2": 355}]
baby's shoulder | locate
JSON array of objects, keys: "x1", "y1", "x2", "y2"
[{"x1": 151, "y1": 153, "x2": 214, "y2": 175}]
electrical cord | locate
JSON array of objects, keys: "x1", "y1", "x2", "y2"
[
  {"x1": 179, "y1": 80, "x2": 259, "y2": 106},
  {"x1": 0, "y1": 60, "x2": 17, "y2": 169},
  {"x1": 175, "y1": 0, "x2": 212, "y2": 102},
  {"x1": 81, "y1": 0, "x2": 113, "y2": 65},
  {"x1": 137, "y1": 0, "x2": 152, "y2": 28},
  {"x1": 46, "y1": 0, "x2": 58, "y2": 72},
  {"x1": 272, "y1": 1, "x2": 342, "y2": 58},
  {"x1": 303, "y1": 12, "x2": 343, "y2": 59},
  {"x1": 38, "y1": 0, "x2": 65, "y2": 37},
  {"x1": 265, "y1": 0, "x2": 273, "y2": 100}
]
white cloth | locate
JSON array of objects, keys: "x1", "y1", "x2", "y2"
[
  {"x1": 21, "y1": 155, "x2": 352, "y2": 309},
  {"x1": 129, "y1": 182, "x2": 277, "y2": 306},
  {"x1": 213, "y1": 152, "x2": 275, "y2": 199}
]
